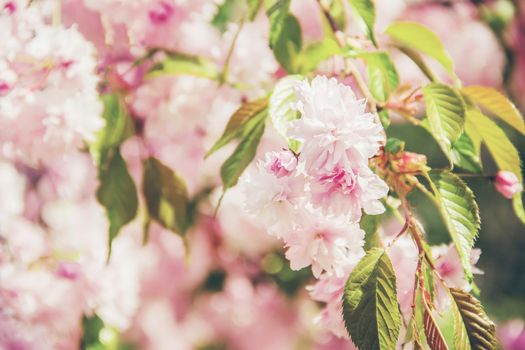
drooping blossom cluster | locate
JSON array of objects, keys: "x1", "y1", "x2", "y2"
[
  {"x1": 0, "y1": 0, "x2": 103, "y2": 164},
  {"x1": 240, "y1": 75, "x2": 389, "y2": 336},
  {"x1": 0, "y1": 0, "x2": 521, "y2": 348}
]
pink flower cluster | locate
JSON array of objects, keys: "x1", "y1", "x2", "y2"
[
  {"x1": 0, "y1": 0, "x2": 103, "y2": 164},
  {"x1": 240, "y1": 76, "x2": 389, "y2": 337}
]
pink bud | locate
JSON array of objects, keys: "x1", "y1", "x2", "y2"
[
  {"x1": 495, "y1": 171, "x2": 522, "y2": 199},
  {"x1": 56, "y1": 262, "x2": 81, "y2": 280},
  {"x1": 3, "y1": 2, "x2": 16, "y2": 14},
  {"x1": 265, "y1": 150, "x2": 297, "y2": 178},
  {"x1": 148, "y1": 1, "x2": 174, "y2": 24},
  {"x1": 0, "y1": 81, "x2": 11, "y2": 96}
]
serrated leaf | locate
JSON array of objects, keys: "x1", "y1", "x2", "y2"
[
  {"x1": 450, "y1": 288, "x2": 497, "y2": 350},
  {"x1": 429, "y1": 172, "x2": 480, "y2": 283},
  {"x1": 90, "y1": 94, "x2": 134, "y2": 165},
  {"x1": 451, "y1": 132, "x2": 482, "y2": 174},
  {"x1": 347, "y1": 0, "x2": 377, "y2": 46},
  {"x1": 272, "y1": 14, "x2": 302, "y2": 73},
  {"x1": 452, "y1": 297, "x2": 471, "y2": 350},
  {"x1": 143, "y1": 157, "x2": 189, "y2": 234},
  {"x1": 221, "y1": 118, "x2": 266, "y2": 189},
  {"x1": 423, "y1": 83, "x2": 466, "y2": 160},
  {"x1": 360, "y1": 51, "x2": 399, "y2": 102},
  {"x1": 96, "y1": 148, "x2": 138, "y2": 247},
  {"x1": 424, "y1": 309, "x2": 449, "y2": 350},
  {"x1": 343, "y1": 248, "x2": 401, "y2": 350},
  {"x1": 385, "y1": 21, "x2": 456, "y2": 80},
  {"x1": 147, "y1": 52, "x2": 219, "y2": 80},
  {"x1": 423, "y1": 303, "x2": 449, "y2": 350},
  {"x1": 298, "y1": 38, "x2": 342, "y2": 74},
  {"x1": 462, "y1": 86, "x2": 525, "y2": 135},
  {"x1": 269, "y1": 75, "x2": 302, "y2": 147},
  {"x1": 465, "y1": 109, "x2": 522, "y2": 182},
  {"x1": 465, "y1": 109, "x2": 524, "y2": 224},
  {"x1": 207, "y1": 98, "x2": 268, "y2": 157}
]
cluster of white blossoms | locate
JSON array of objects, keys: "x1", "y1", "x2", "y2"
[
  {"x1": 240, "y1": 76, "x2": 389, "y2": 336},
  {"x1": 0, "y1": 1, "x2": 103, "y2": 164}
]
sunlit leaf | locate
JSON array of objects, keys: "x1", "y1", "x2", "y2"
[
  {"x1": 347, "y1": 0, "x2": 377, "y2": 46},
  {"x1": 385, "y1": 21, "x2": 456, "y2": 80},
  {"x1": 428, "y1": 172, "x2": 480, "y2": 283},
  {"x1": 96, "y1": 148, "x2": 138, "y2": 247},
  {"x1": 452, "y1": 297, "x2": 471, "y2": 350},
  {"x1": 343, "y1": 248, "x2": 401, "y2": 349},
  {"x1": 89, "y1": 94, "x2": 134, "y2": 165},
  {"x1": 462, "y1": 86, "x2": 525, "y2": 135},
  {"x1": 465, "y1": 109, "x2": 524, "y2": 224},
  {"x1": 450, "y1": 288, "x2": 497, "y2": 350},
  {"x1": 269, "y1": 75, "x2": 302, "y2": 149},
  {"x1": 147, "y1": 52, "x2": 219, "y2": 80},
  {"x1": 423, "y1": 83, "x2": 466, "y2": 160},
  {"x1": 299, "y1": 38, "x2": 342, "y2": 74},
  {"x1": 360, "y1": 51, "x2": 399, "y2": 102},
  {"x1": 221, "y1": 118, "x2": 266, "y2": 189},
  {"x1": 143, "y1": 157, "x2": 189, "y2": 234},
  {"x1": 207, "y1": 98, "x2": 268, "y2": 157}
]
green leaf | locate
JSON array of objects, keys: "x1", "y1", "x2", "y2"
[
  {"x1": 212, "y1": 0, "x2": 243, "y2": 32},
  {"x1": 360, "y1": 51, "x2": 399, "y2": 102},
  {"x1": 212, "y1": 0, "x2": 262, "y2": 31},
  {"x1": 221, "y1": 118, "x2": 266, "y2": 189},
  {"x1": 422, "y1": 289, "x2": 449, "y2": 350},
  {"x1": 451, "y1": 132, "x2": 482, "y2": 174},
  {"x1": 452, "y1": 297, "x2": 471, "y2": 350},
  {"x1": 464, "y1": 109, "x2": 524, "y2": 224},
  {"x1": 206, "y1": 98, "x2": 268, "y2": 158},
  {"x1": 96, "y1": 148, "x2": 138, "y2": 246},
  {"x1": 378, "y1": 109, "x2": 391, "y2": 129},
  {"x1": 424, "y1": 308, "x2": 449, "y2": 350},
  {"x1": 147, "y1": 52, "x2": 219, "y2": 80},
  {"x1": 298, "y1": 38, "x2": 342, "y2": 74},
  {"x1": 89, "y1": 94, "x2": 134, "y2": 165},
  {"x1": 450, "y1": 288, "x2": 498, "y2": 350},
  {"x1": 143, "y1": 157, "x2": 189, "y2": 234},
  {"x1": 269, "y1": 75, "x2": 302, "y2": 148},
  {"x1": 462, "y1": 86, "x2": 525, "y2": 135},
  {"x1": 328, "y1": 0, "x2": 347, "y2": 30},
  {"x1": 272, "y1": 14, "x2": 302, "y2": 73},
  {"x1": 384, "y1": 137, "x2": 404, "y2": 154},
  {"x1": 360, "y1": 214, "x2": 381, "y2": 251},
  {"x1": 465, "y1": 109, "x2": 522, "y2": 181},
  {"x1": 385, "y1": 21, "x2": 456, "y2": 80},
  {"x1": 428, "y1": 172, "x2": 480, "y2": 283},
  {"x1": 423, "y1": 83, "x2": 466, "y2": 160},
  {"x1": 347, "y1": 0, "x2": 377, "y2": 46},
  {"x1": 266, "y1": 0, "x2": 291, "y2": 48},
  {"x1": 343, "y1": 248, "x2": 401, "y2": 350},
  {"x1": 246, "y1": 0, "x2": 262, "y2": 20},
  {"x1": 513, "y1": 194, "x2": 525, "y2": 225}
]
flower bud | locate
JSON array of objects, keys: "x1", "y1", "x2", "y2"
[
  {"x1": 495, "y1": 171, "x2": 522, "y2": 199},
  {"x1": 265, "y1": 150, "x2": 298, "y2": 178}
]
